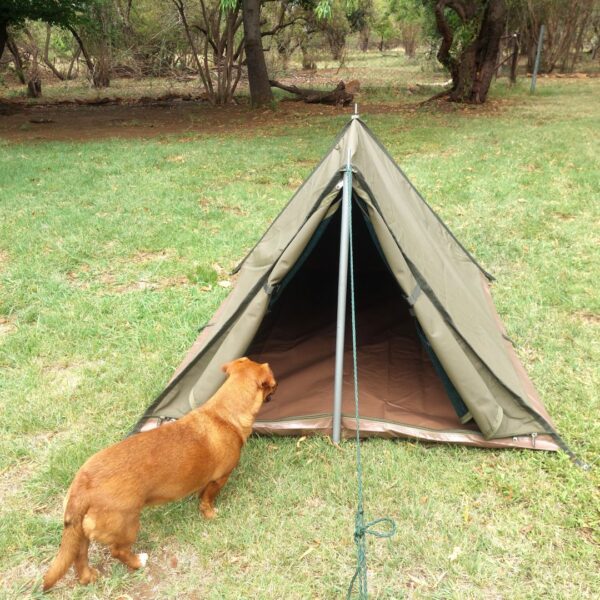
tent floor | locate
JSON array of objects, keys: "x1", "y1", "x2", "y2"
[
  {"x1": 250, "y1": 295, "x2": 478, "y2": 435},
  {"x1": 247, "y1": 204, "x2": 479, "y2": 437}
]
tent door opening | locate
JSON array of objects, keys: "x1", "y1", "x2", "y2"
[{"x1": 247, "y1": 196, "x2": 481, "y2": 436}]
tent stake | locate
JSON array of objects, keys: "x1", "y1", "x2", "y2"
[{"x1": 333, "y1": 150, "x2": 353, "y2": 443}]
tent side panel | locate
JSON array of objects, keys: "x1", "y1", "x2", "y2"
[{"x1": 479, "y1": 274, "x2": 555, "y2": 426}]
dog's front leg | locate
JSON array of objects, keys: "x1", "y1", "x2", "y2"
[{"x1": 199, "y1": 473, "x2": 231, "y2": 519}]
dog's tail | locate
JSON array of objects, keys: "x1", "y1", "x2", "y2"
[{"x1": 42, "y1": 498, "x2": 87, "y2": 592}]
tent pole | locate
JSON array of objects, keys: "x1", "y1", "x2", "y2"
[{"x1": 333, "y1": 150, "x2": 353, "y2": 443}]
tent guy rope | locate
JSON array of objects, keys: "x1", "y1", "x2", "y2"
[{"x1": 342, "y1": 149, "x2": 396, "y2": 599}]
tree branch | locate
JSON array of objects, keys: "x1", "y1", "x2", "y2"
[{"x1": 42, "y1": 25, "x2": 66, "y2": 81}]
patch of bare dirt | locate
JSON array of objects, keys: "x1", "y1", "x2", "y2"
[
  {"x1": 540, "y1": 72, "x2": 599, "y2": 79},
  {"x1": 578, "y1": 527, "x2": 599, "y2": 546},
  {"x1": 123, "y1": 549, "x2": 194, "y2": 599},
  {"x1": 0, "y1": 90, "x2": 519, "y2": 143},
  {"x1": 111, "y1": 276, "x2": 191, "y2": 293},
  {"x1": 0, "y1": 315, "x2": 17, "y2": 337},
  {"x1": 0, "y1": 462, "x2": 35, "y2": 507},
  {"x1": 0, "y1": 93, "x2": 419, "y2": 143},
  {"x1": 554, "y1": 212, "x2": 576, "y2": 221},
  {"x1": 130, "y1": 249, "x2": 176, "y2": 263},
  {"x1": 67, "y1": 250, "x2": 194, "y2": 293},
  {"x1": 576, "y1": 311, "x2": 600, "y2": 325},
  {"x1": 0, "y1": 555, "x2": 43, "y2": 597},
  {"x1": 0, "y1": 250, "x2": 9, "y2": 270},
  {"x1": 43, "y1": 362, "x2": 85, "y2": 394},
  {"x1": 68, "y1": 271, "x2": 194, "y2": 294},
  {"x1": 0, "y1": 431, "x2": 66, "y2": 518},
  {"x1": 198, "y1": 197, "x2": 247, "y2": 216},
  {"x1": 39, "y1": 360, "x2": 106, "y2": 400}
]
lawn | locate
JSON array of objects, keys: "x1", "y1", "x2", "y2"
[{"x1": 0, "y1": 69, "x2": 598, "y2": 598}]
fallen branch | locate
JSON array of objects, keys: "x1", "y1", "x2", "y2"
[
  {"x1": 269, "y1": 79, "x2": 353, "y2": 106},
  {"x1": 419, "y1": 89, "x2": 452, "y2": 105}
]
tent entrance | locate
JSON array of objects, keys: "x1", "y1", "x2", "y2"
[{"x1": 248, "y1": 199, "x2": 480, "y2": 436}]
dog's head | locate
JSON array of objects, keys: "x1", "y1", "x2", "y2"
[{"x1": 221, "y1": 357, "x2": 277, "y2": 403}]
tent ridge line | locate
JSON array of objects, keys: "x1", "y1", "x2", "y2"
[
  {"x1": 357, "y1": 119, "x2": 495, "y2": 282},
  {"x1": 130, "y1": 173, "x2": 344, "y2": 434}
]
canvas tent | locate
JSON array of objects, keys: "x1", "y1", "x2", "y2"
[{"x1": 133, "y1": 117, "x2": 564, "y2": 452}]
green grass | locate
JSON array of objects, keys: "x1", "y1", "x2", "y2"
[{"x1": 0, "y1": 73, "x2": 599, "y2": 599}]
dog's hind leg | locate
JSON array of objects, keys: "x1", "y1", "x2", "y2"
[
  {"x1": 110, "y1": 545, "x2": 146, "y2": 569},
  {"x1": 199, "y1": 473, "x2": 231, "y2": 519},
  {"x1": 108, "y1": 513, "x2": 146, "y2": 570},
  {"x1": 91, "y1": 510, "x2": 146, "y2": 570},
  {"x1": 74, "y1": 536, "x2": 98, "y2": 585}
]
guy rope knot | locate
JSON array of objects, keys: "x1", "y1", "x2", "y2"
[
  {"x1": 354, "y1": 516, "x2": 397, "y2": 543},
  {"x1": 348, "y1": 511, "x2": 397, "y2": 599}
]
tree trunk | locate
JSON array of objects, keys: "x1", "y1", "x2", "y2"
[
  {"x1": 509, "y1": 33, "x2": 519, "y2": 84},
  {"x1": 327, "y1": 28, "x2": 346, "y2": 61},
  {"x1": 359, "y1": 26, "x2": 369, "y2": 52},
  {"x1": 469, "y1": 0, "x2": 506, "y2": 103},
  {"x1": 92, "y1": 60, "x2": 111, "y2": 87},
  {"x1": 242, "y1": 0, "x2": 273, "y2": 107},
  {"x1": 0, "y1": 19, "x2": 7, "y2": 62},
  {"x1": 6, "y1": 37, "x2": 26, "y2": 84},
  {"x1": 66, "y1": 46, "x2": 81, "y2": 79},
  {"x1": 68, "y1": 26, "x2": 98, "y2": 84},
  {"x1": 434, "y1": 0, "x2": 507, "y2": 104},
  {"x1": 43, "y1": 24, "x2": 66, "y2": 81},
  {"x1": 27, "y1": 51, "x2": 42, "y2": 98},
  {"x1": 300, "y1": 42, "x2": 316, "y2": 70}
]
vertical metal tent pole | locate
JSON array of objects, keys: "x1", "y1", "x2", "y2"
[{"x1": 332, "y1": 149, "x2": 353, "y2": 444}]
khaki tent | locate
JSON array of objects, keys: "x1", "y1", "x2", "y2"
[{"x1": 134, "y1": 118, "x2": 565, "y2": 452}]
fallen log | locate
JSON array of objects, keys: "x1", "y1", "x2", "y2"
[{"x1": 269, "y1": 79, "x2": 354, "y2": 106}]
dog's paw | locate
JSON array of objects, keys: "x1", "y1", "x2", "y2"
[
  {"x1": 201, "y1": 506, "x2": 217, "y2": 519},
  {"x1": 137, "y1": 553, "x2": 148, "y2": 568},
  {"x1": 79, "y1": 567, "x2": 99, "y2": 585}
]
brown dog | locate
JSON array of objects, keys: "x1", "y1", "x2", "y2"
[{"x1": 42, "y1": 357, "x2": 276, "y2": 591}]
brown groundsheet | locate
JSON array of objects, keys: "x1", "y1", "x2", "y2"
[{"x1": 248, "y1": 204, "x2": 478, "y2": 436}]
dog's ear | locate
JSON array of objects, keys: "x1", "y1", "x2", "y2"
[
  {"x1": 259, "y1": 363, "x2": 276, "y2": 390},
  {"x1": 221, "y1": 361, "x2": 233, "y2": 374},
  {"x1": 221, "y1": 357, "x2": 250, "y2": 374}
]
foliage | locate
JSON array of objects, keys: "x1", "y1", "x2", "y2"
[{"x1": 0, "y1": 0, "x2": 90, "y2": 27}]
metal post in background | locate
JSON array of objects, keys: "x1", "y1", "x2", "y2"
[
  {"x1": 332, "y1": 150, "x2": 352, "y2": 444},
  {"x1": 530, "y1": 24, "x2": 545, "y2": 93},
  {"x1": 509, "y1": 33, "x2": 519, "y2": 85}
]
